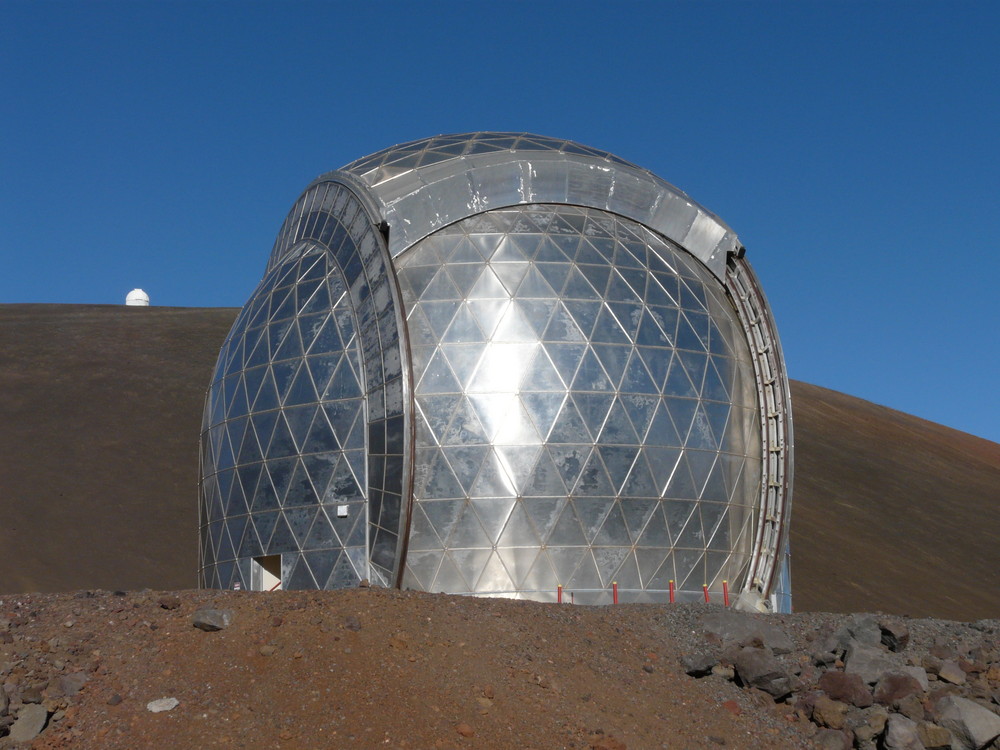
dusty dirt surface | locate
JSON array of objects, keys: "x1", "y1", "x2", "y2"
[{"x1": 1, "y1": 588, "x2": 823, "y2": 750}]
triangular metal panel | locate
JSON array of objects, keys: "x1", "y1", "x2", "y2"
[
  {"x1": 546, "y1": 502, "x2": 588, "y2": 547},
  {"x1": 441, "y1": 305, "x2": 485, "y2": 344},
  {"x1": 593, "y1": 501, "x2": 631, "y2": 546},
  {"x1": 466, "y1": 298, "x2": 508, "y2": 339},
  {"x1": 440, "y1": 396, "x2": 490, "y2": 446},
  {"x1": 492, "y1": 262, "x2": 530, "y2": 296},
  {"x1": 433, "y1": 552, "x2": 474, "y2": 592},
  {"x1": 470, "y1": 498, "x2": 516, "y2": 544},
  {"x1": 573, "y1": 496, "x2": 615, "y2": 542},
  {"x1": 520, "y1": 392, "x2": 566, "y2": 441},
  {"x1": 621, "y1": 450, "x2": 659, "y2": 497},
  {"x1": 546, "y1": 547, "x2": 589, "y2": 589},
  {"x1": 546, "y1": 445, "x2": 591, "y2": 492},
  {"x1": 449, "y1": 548, "x2": 495, "y2": 591},
  {"x1": 440, "y1": 445, "x2": 490, "y2": 494},
  {"x1": 471, "y1": 552, "x2": 514, "y2": 593},
  {"x1": 496, "y1": 545, "x2": 541, "y2": 590},
  {"x1": 572, "y1": 348, "x2": 613, "y2": 392},
  {"x1": 570, "y1": 550, "x2": 604, "y2": 590},
  {"x1": 521, "y1": 450, "x2": 568, "y2": 496}
]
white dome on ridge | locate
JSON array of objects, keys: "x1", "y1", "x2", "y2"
[{"x1": 125, "y1": 289, "x2": 150, "y2": 306}]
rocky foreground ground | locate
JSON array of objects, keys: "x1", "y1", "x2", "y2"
[{"x1": 1, "y1": 587, "x2": 998, "y2": 749}]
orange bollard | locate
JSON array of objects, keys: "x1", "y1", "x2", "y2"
[
  {"x1": 557, "y1": 584, "x2": 563, "y2": 604},
  {"x1": 669, "y1": 579, "x2": 675, "y2": 603},
  {"x1": 612, "y1": 581, "x2": 618, "y2": 604},
  {"x1": 723, "y1": 580, "x2": 730, "y2": 607},
  {"x1": 703, "y1": 584, "x2": 710, "y2": 603}
]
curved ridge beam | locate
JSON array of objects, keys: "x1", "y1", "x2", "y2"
[{"x1": 269, "y1": 178, "x2": 415, "y2": 586}]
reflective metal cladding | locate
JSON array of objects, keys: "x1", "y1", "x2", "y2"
[{"x1": 199, "y1": 133, "x2": 793, "y2": 610}]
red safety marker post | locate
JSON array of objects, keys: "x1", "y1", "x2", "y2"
[
  {"x1": 557, "y1": 584, "x2": 563, "y2": 604},
  {"x1": 703, "y1": 584, "x2": 710, "y2": 603},
  {"x1": 669, "y1": 579, "x2": 675, "y2": 604},
  {"x1": 722, "y1": 580, "x2": 730, "y2": 607},
  {"x1": 571, "y1": 592, "x2": 575, "y2": 604},
  {"x1": 612, "y1": 581, "x2": 619, "y2": 604}
]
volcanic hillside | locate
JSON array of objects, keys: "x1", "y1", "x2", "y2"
[{"x1": 1, "y1": 304, "x2": 998, "y2": 620}]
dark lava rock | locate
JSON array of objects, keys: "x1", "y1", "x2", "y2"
[
  {"x1": 873, "y1": 672, "x2": 923, "y2": 706},
  {"x1": 681, "y1": 651, "x2": 717, "y2": 677},
  {"x1": 191, "y1": 608, "x2": 234, "y2": 631},
  {"x1": 733, "y1": 647, "x2": 793, "y2": 699},
  {"x1": 818, "y1": 670, "x2": 873, "y2": 708},
  {"x1": 880, "y1": 619, "x2": 910, "y2": 652}
]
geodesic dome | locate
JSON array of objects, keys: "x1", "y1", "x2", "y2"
[{"x1": 199, "y1": 133, "x2": 793, "y2": 610}]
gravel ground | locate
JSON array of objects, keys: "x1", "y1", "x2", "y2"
[{"x1": 2, "y1": 588, "x2": 998, "y2": 749}]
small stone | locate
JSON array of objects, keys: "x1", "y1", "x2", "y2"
[
  {"x1": 58, "y1": 672, "x2": 88, "y2": 697},
  {"x1": 874, "y1": 672, "x2": 923, "y2": 705},
  {"x1": 259, "y1": 645, "x2": 277, "y2": 656},
  {"x1": 157, "y1": 596, "x2": 181, "y2": 610},
  {"x1": 880, "y1": 620, "x2": 910, "y2": 652},
  {"x1": 813, "y1": 695, "x2": 849, "y2": 729},
  {"x1": 358, "y1": 578, "x2": 370, "y2": 588},
  {"x1": 895, "y1": 694, "x2": 925, "y2": 722},
  {"x1": 8, "y1": 704, "x2": 48, "y2": 744},
  {"x1": 146, "y1": 697, "x2": 179, "y2": 712},
  {"x1": 642, "y1": 664, "x2": 654, "y2": 674},
  {"x1": 482, "y1": 684, "x2": 494, "y2": 700},
  {"x1": 839, "y1": 615, "x2": 882, "y2": 648},
  {"x1": 818, "y1": 670, "x2": 873, "y2": 708},
  {"x1": 682, "y1": 651, "x2": 717, "y2": 677},
  {"x1": 884, "y1": 713, "x2": 922, "y2": 750},
  {"x1": 344, "y1": 615, "x2": 362, "y2": 631},
  {"x1": 270, "y1": 616, "x2": 283, "y2": 628},
  {"x1": 937, "y1": 660, "x2": 966, "y2": 685},
  {"x1": 813, "y1": 728, "x2": 851, "y2": 750},
  {"x1": 589, "y1": 735, "x2": 627, "y2": 750},
  {"x1": 455, "y1": 722, "x2": 474, "y2": 737},
  {"x1": 900, "y1": 665, "x2": 930, "y2": 691},
  {"x1": 711, "y1": 664, "x2": 735, "y2": 680},
  {"x1": 852, "y1": 705, "x2": 889, "y2": 742},
  {"x1": 191, "y1": 609, "x2": 233, "y2": 632},
  {"x1": 20, "y1": 682, "x2": 46, "y2": 704},
  {"x1": 915, "y1": 721, "x2": 951, "y2": 749},
  {"x1": 107, "y1": 694, "x2": 123, "y2": 706}
]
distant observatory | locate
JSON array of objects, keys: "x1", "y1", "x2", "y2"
[{"x1": 125, "y1": 289, "x2": 150, "y2": 306}]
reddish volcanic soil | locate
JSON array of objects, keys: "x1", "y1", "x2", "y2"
[{"x1": 4, "y1": 589, "x2": 818, "y2": 750}]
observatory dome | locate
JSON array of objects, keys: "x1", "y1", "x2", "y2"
[
  {"x1": 125, "y1": 289, "x2": 150, "y2": 306},
  {"x1": 199, "y1": 133, "x2": 793, "y2": 610}
]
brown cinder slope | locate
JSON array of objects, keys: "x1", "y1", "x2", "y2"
[
  {"x1": 0, "y1": 304, "x2": 237, "y2": 593},
  {"x1": 790, "y1": 380, "x2": 1000, "y2": 620},
  {"x1": 2, "y1": 304, "x2": 998, "y2": 620}
]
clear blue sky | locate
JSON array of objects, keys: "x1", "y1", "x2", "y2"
[{"x1": 2, "y1": 1, "x2": 998, "y2": 444}]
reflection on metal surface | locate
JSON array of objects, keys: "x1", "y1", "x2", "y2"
[{"x1": 199, "y1": 133, "x2": 793, "y2": 610}]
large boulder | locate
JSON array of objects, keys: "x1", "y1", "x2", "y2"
[
  {"x1": 934, "y1": 695, "x2": 1000, "y2": 750},
  {"x1": 733, "y1": 646, "x2": 793, "y2": 699},
  {"x1": 818, "y1": 670, "x2": 873, "y2": 708},
  {"x1": 884, "y1": 713, "x2": 923, "y2": 750},
  {"x1": 845, "y1": 642, "x2": 901, "y2": 685},
  {"x1": 702, "y1": 611, "x2": 794, "y2": 654}
]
